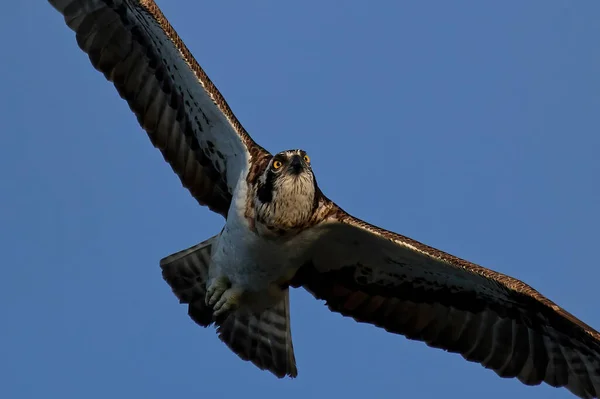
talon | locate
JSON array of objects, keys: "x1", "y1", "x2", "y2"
[
  {"x1": 206, "y1": 276, "x2": 230, "y2": 306},
  {"x1": 212, "y1": 287, "x2": 244, "y2": 317},
  {"x1": 207, "y1": 287, "x2": 225, "y2": 307}
]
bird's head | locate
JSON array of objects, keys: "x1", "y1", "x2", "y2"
[{"x1": 254, "y1": 149, "x2": 317, "y2": 230}]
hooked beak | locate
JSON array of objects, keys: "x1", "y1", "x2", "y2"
[{"x1": 288, "y1": 155, "x2": 303, "y2": 175}]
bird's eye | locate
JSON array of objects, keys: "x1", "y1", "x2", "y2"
[
  {"x1": 303, "y1": 154, "x2": 310, "y2": 163},
  {"x1": 272, "y1": 160, "x2": 283, "y2": 169}
]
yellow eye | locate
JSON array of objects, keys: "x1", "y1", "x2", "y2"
[
  {"x1": 272, "y1": 160, "x2": 283, "y2": 169},
  {"x1": 303, "y1": 154, "x2": 310, "y2": 163}
]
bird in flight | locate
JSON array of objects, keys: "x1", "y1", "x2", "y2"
[{"x1": 48, "y1": 1, "x2": 600, "y2": 397}]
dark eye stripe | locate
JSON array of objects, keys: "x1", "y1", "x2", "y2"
[{"x1": 257, "y1": 169, "x2": 275, "y2": 203}]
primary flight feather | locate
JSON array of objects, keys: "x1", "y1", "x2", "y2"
[{"x1": 47, "y1": 1, "x2": 600, "y2": 397}]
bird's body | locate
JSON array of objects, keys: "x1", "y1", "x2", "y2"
[
  {"x1": 47, "y1": 0, "x2": 600, "y2": 397},
  {"x1": 208, "y1": 154, "x2": 321, "y2": 315}
]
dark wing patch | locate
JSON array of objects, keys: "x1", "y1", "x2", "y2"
[
  {"x1": 292, "y1": 202, "x2": 600, "y2": 399},
  {"x1": 48, "y1": 0, "x2": 270, "y2": 216}
]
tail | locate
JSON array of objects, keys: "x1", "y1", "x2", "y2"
[
  {"x1": 160, "y1": 236, "x2": 298, "y2": 378},
  {"x1": 160, "y1": 236, "x2": 217, "y2": 327},
  {"x1": 217, "y1": 292, "x2": 298, "y2": 378}
]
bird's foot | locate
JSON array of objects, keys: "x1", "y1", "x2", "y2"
[
  {"x1": 206, "y1": 276, "x2": 244, "y2": 317},
  {"x1": 206, "y1": 276, "x2": 230, "y2": 306},
  {"x1": 212, "y1": 287, "x2": 244, "y2": 317}
]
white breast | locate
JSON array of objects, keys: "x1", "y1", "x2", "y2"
[{"x1": 210, "y1": 173, "x2": 321, "y2": 293}]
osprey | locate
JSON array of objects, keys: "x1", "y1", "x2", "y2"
[{"x1": 49, "y1": 1, "x2": 600, "y2": 397}]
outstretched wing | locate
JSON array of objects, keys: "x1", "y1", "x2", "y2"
[
  {"x1": 292, "y1": 203, "x2": 600, "y2": 399},
  {"x1": 48, "y1": 0, "x2": 270, "y2": 216}
]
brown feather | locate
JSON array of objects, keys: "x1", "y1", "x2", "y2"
[
  {"x1": 48, "y1": 0, "x2": 270, "y2": 216},
  {"x1": 292, "y1": 196, "x2": 600, "y2": 398}
]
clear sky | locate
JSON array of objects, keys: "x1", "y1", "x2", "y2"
[{"x1": 1, "y1": 1, "x2": 599, "y2": 398}]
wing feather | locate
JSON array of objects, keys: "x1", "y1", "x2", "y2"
[
  {"x1": 292, "y1": 202, "x2": 600, "y2": 398},
  {"x1": 48, "y1": 0, "x2": 270, "y2": 216}
]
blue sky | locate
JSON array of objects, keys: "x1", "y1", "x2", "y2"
[{"x1": 1, "y1": 1, "x2": 599, "y2": 398}]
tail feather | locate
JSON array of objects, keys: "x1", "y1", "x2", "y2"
[
  {"x1": 217, "y1": 291, "x2": 298, "y2": 378},
  {"x1": 160, "y1": 236, "x2": 298, "y2": 377},
  {"x1": 160, "y1": 236, "x2": 216, "y2": 327}
]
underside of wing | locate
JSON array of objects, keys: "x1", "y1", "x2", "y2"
[
  {"x1": 292, "y1": 201, "x2": 600, "y2": 398},
  {"x1": 48, "y1": 0, "x2": 270, "y2": 216}
]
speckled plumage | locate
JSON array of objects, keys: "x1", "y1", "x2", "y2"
[
  {"x1": 209, "y1": 149, "x2": 321, "y2": 312},
  {"x1": 49, "y1": 1, "x2": 600, "y2": 397}
]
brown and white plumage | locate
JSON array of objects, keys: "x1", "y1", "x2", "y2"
[
  {"x1": 292, "y1": 206, "x2": 600, "y2": 398},
  {"x1": 48, "y1": 0, "x2": 269, "y2": 217},
  {"x1": 47, "y1": 1, "x2": 600, "y2": 398}
]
